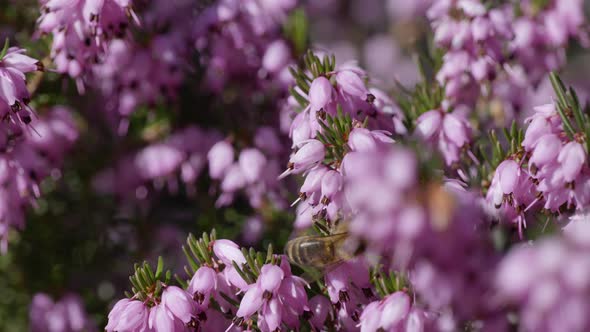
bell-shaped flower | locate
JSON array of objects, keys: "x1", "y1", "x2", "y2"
[
  {"x1": 308, "y1": 77, "x2": 333, "y2": 112},
  {"x1": 236, "y1": 285, "x2": 264, "y2": 318},
  {"x1": 208, "y1": 141, "x2": 234, "y2": 179},
  {"x1": 262, "y1": 40, "x2": 291, "y2": 73},
  {"x1": 308, "y1": 295, "x2": 331, "y2": 329},
  {"x1": 529, "y1": 134, "x2": 562, "y2": 170},
  {"x1": 557, "y1": 141, "x2": 586, "y2": 182},
  {"x1": 162, "y1": 286, "x2": 195, "y2": 323},
  {"x1": 188, "y1": 266, "x2": 217, "y2": 304},
  {"x1": 415, "y1": 110, "x2": 443, "y2": 141},
  {"x1": 321, "y1": 170, "x2": 343, "y2": 200},
  {"x1": 112, "y1": 300, "x2": 149, "y2": 331},
  {"x1": 335, "y1": 70, "x2": 368, "y2": 98},
  {"x1": 239, "y1": 148, "x2": 267, "y2": 183},
  {"x1": 288, "y1": 140, "x2": 325, "y2": 173},
  {"x1": 259, "y1": 264, "x2": 285, "y2": 293},
  {"x1": 213, "y1": 239, "x2": 247, "y2": 265}
]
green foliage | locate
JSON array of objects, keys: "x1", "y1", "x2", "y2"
[
  {"x1": 370, "y1": 266, "x2": 409, "y2": 298},
  {"x1": 549, "y1": 72, "x2": 590, "y2": 151},
  {"x1": 396, "y1": 40, "x2": 445, "y2": 132},
  {"x1": 126, "y1": 257, "x2": 171, "y2": 304},
  {"x1": 283, "y1": 8, "x2": 309, "y2": 57},
  {"x1": 316, "y1": 107, "x2": 357, "y2": 166}
]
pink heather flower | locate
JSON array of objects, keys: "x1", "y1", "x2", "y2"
[
  {"x1": 415, "y1": 109, "x2": 472, "y2": 166},
  {"x1": 486, "y1": 159, "x2": 536, "y2": 235},
  {"x1": 238, "y1": 148, "x2": 267, "y2": 183},
  {"x1": 208, "y1": 141, "x2": 235, "y2": 180},
  {"x1": 213, "y1": 239, "x2": 247, "y2": 266},
  {"x1": 415, "y1": 110, "x2": 443, "y2": 141},
  {"x1": 299, "y1": 165, "x2": 328, "y2": 200},
  {"x1": 30, "y1": 293, "x2": 95, "y2": 332},
  {"x1": 220, "y1": 164, "x2": 247, "y2": 193},
  {"x1": 161, "y1": 286, "x2": 195, "y2": 324},
  {"x1": 557, "y1": 141, "x2": 586, "y2": 183},
  {"x1": 148, "y1": 304, "x2": 178, "y2": 331},
  {"x1": 262, "y1": 40, "x2": 291, "y2": 74},
  {"x1": 285, "y1": 139, "x2": 325, "y2": 174},
  {"x1": 308, "y1": 295, "x2": 331, "y2": 330},
  {"x1": 236, "y1": 259, "x2": 309, "y2": 331},
  {"x1": 347, "y1": 128, "x2": 394, "y2": 153},
  {"x1": 106, "y1": 299, "x2": 149, "y2": 332},
  {"x1": 188, "y1": 266, "x2": 217, "y2": 304},
  {"x1": 134, "y1": 144, "x2": 184, "y2": 179},
  {"x1": 321, "y1": 170, "x2": 343, "y2": 201},
  {"x1": 308, "y1": 76, "x2": 333, "y2": 112},
  {"x1": 359, "y1": 292, "x2": 414, "y2": 332},
  {"x1": 0, "y1": 47, "x2": 40, "y2": 125},
  {"x1": 496, "y1": 224, "x2": 590, "y2": 332},
  {"x1": 335, "y1": 70, "x2": 368, "y2": 99},
  {"x1": 529, "y1": 134, "x2": 562, "y2": 170}
]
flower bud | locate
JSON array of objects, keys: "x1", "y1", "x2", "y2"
[
  {"x1": 221, "y1": 164, "x2": 246, "y2": 192},
  {"x1": 309, "y1": 295, "x2": 331, "y2": 329},
  {"x1": 558, "y1": 141, "x2": 586, "y2": 182},
  {"x1": 208, "y1": 141, "x2": 234, "y2": 179},
  {"x1": 497, "y1": 160, "x2": 520, "y2": 195},
  {"x1": 379, "y1": 291, "x2": 410, "y2": 329},
  {"x1": 308, "y1": 77, "x2": 333, "y2": 111},
  {"x1": 263, "y1": 40, "x2": 291, "y2": 73},
  {"x1": 415, "y1": 110, "x2": 442, "y2": 141},
  {"x1": 260, "y1": 264, "x2": 285, "y2": 292},
  {"x1": 162, "y1": 286, "x2": 194, "y2": 323},
  {"x1": 236, "y1": 285, "x2": 264, "y2": 318},
  {"x1": 529, "y1": 134, "x2": 561, "y2": 169},
  {"x1": 348, "y1": 128, "x2": 377, "y2": 152},
  {"x1": 213, "y1": 239, "x2": 247, "y2": 265},
  {"x1": 239, "y1": 148, "x2": 267, "y2": 183},
  {"x1": 321, "y1": 170, "x2": 343, "y2": 200},
  {"x1": 335, "y1": 70, "x2": 368, "y2": 98},
  {"x1": 188, "y1": 266, "x2": 217, "y2": 296},
  {"x1": 289, "y1": 140, "x2": 325, "y2": 172}
]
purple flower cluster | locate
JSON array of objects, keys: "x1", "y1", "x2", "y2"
[
  {"x1": 345, "y1": 145, "x2": 504, "y2": 328},
  {"x1": 359, "y1": 291, "x2": 433, "y2": 332},
  {"x1": 1, "y1": 107, "x2": 78, "y2": 252},
  {"x1": 496, "y1": 217, "x2": 590, "y2": 332},
  {"x1": 415, "y1": 106, "x2": 472, "y2": 166},
  {"x1": 207, "y1": 129, "x2": 285, "y2": 209},
  {"x1": 194, "y1": 0, "x2": 297, "y2": 92},
  {"x1": 284, "y1": 63, "x2": 405, "y2": 224},
  {"x1": 0, "y1": 46, "x2": 42, "y2": 128},
  {"x1": 428, "y1": 0, "x2": 588, "y2": 119},
  {"x1": 30, "y1": 293, "x2": 95, "y2": 332},
  {"x1": 486, "y1": 101, "x2": 590, "y2": 233},
  {"x1": 93, "y1": 126, "x2": 220, "y2": 200},
  {"x1": 429, "y1": 0, "x2": 512, "y2": 106},
  {"x1": 106, "y1": 238, "x2": 313, "y2": 332},
  {"x1": 37, "y1": 0, "x2": 137, "y2": 90}
]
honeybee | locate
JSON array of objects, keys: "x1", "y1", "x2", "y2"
[{"x1": 285, "y1": 232, "x2": 354, "y2": 270}]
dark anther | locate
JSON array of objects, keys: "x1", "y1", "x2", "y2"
[
  {"x1": 365, "y1": 93, "x2": 376, "y2": 104},
  {"x1": 197, "y1": 311, "x2": 207, "y2": 322},
  {"x1": 22, "y1": 114, "x2": 32, "y2": 124},
  {"x1": 362, "y1": 288, "x2": 374, "y2": 298},
  {"x1": 263, "y1": 290, "x2": 273, "y2": 300},
  {"x1": 339, "y1": 290, "x2": 349, "y2": 303},
  {"x1": 317, "y1": 109, "x2": 327, "y2": 120}
]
